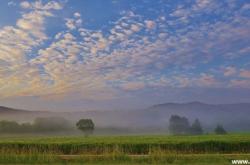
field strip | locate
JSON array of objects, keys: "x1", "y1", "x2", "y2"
[
  {"x1": 58, "y1": 154, "x2": 149, "y2": 160},
  {"x1": 58, "y1": 153, "x2": 250, "y2": 160}
]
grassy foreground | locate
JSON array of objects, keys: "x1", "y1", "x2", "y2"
[{"x1": 0, "y1": 134, "x2": 250, "y2": 164}]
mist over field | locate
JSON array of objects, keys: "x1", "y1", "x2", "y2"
[{"x1": 0, "y1": 102, "x2": 249, "y2": 135}]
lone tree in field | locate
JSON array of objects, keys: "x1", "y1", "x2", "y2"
[
  {"x1": 168, "y1": 115, "x2": 190, "y2": 135},
  {"x1": 76, "y1": 119, "x2": 95, "y2": 137},
  {"x1": 190, "y1": 119, "x2": 203, "y2": 135},
  {"x1": 214, "y1": 124, "x2": 227, "y2": 135}
]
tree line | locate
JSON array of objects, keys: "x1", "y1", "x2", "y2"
[
  {"x1": 0, "y1": 117, "x2": 95, "y2": 136},
  {"x1": 0, "y1": 117, "x2": 73, "y2": 133},
  {"x1": 168, "y1": 115, "x2": 227, "y2": 135},
  {"x1": 0, "y1": 115, "x2": 227, "y2": 136}
]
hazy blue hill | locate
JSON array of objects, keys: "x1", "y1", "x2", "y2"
[{"x1": 0, "y1": 106, "x2": 29, "y2": 113}]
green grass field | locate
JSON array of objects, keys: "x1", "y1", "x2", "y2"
[{"x1": 0, "y1": 134, "x2": 250, "y2": 164}]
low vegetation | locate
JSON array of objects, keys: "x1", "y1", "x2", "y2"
[
  {"x1": 0, "y1": 134, "x2": 249, "y2": 164},
  {"x1": 1, "y1": 134, "x2": 250, "y2": 154}
]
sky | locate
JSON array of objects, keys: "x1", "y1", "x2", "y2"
[{"x1": 0, "y1": 0, "x2": 250, "y2": 111}]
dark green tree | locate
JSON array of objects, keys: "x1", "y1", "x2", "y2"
[
  {"x1": 76, "y1": 119, "x2": 95, "y2": 137},
  {"x1": 190, "y1": 119, "x2": 203, "y2": 135},
  {"x1": 168, "y1": 115, "x2": 190, "y2": 135},
  {"x1": 214, "y1": 124, "x2": 227, "y2": 135}
]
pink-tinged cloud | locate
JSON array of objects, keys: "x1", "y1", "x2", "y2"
[
  {"x1": 231, "y1": 79, "x2": 250, "y2": 88},
  {"x1": 240, "y1": 70, "x2": 250, "y2": 79},
  {"x1": 120, "y1": 82, "x2": 145, "y2": 91}
]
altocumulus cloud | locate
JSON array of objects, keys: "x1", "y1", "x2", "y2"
[{"x1": 0, "y1": 0, "x2": 249, "y2": 105}]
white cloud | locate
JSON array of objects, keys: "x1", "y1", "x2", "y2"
[
  {"x1": 0, "y1": 1, "x2": 64, "y2": 98},
  {"x1": 74, "y1": 12, "x2": 81, "y2": 18},
  {"x1": 20, "y1": 1, "x2": 62, "y2": 10},
  {"x1": 145, "y1": 20, "x2": 156, "y2": 29},
  {"x1": 43, "y1": 1, "x2": 63, "y2": 10},
  {"x1": 65, "y1": 14, "x2": 82, "y2": 30},
  {"x1": 20, "y1": 1, "x2": 30, "y2": 9},
  {"x1": 1, "y1": 0, "x2": 250, "y2": 100},
  {"x1": 65, "y1": 18, "x2": 76, "y2": 30},
  {"x1": 130, "y1": 24, "x2": 141, "y2": 32},
  {"x1": 8, "y1": 1, "x2": 16, "y2": 6},
  {"x1": 242, "y1": 4, "x2": 250, "y2": 10},
  {"x1": 193, "y1": 0, "x2": 211, "y2": 10},
  {"x1": 224, "y1": 67, "x2": 236, "y2": 76}
]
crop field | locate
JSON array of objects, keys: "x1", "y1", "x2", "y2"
[{"x1": 0, "y1": 134, "x2": 250, "y2": 164}]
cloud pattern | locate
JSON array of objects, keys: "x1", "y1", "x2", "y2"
[{"x1": 0, "y1": 0, "x2": 250, "y2": 102}]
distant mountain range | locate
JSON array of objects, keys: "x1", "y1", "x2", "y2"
[
  {"x1": 0, "y1": 102, "x2": 250, "y2": 132},
  {"x1": 0, "y1": 106, "x2": 29, "y2": 113}
]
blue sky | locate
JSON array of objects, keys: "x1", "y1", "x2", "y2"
[{"x1": 0, "y1": 0, "x2": 250, "y2": 111}]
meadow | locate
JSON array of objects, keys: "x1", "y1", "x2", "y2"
[{"x1": 0, "y1": 134, "x2": 250, "y2": 164}]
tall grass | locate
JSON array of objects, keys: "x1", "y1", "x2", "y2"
[
  {"x1": 1, "y1": 140, "x2": 250, "y2": 154},
  {"x1": 1, "y1": 153, "x2": 250, "y2": 164},
  {"x1": 0, "y1": 134, "x2": 250, "y2": 164}
]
